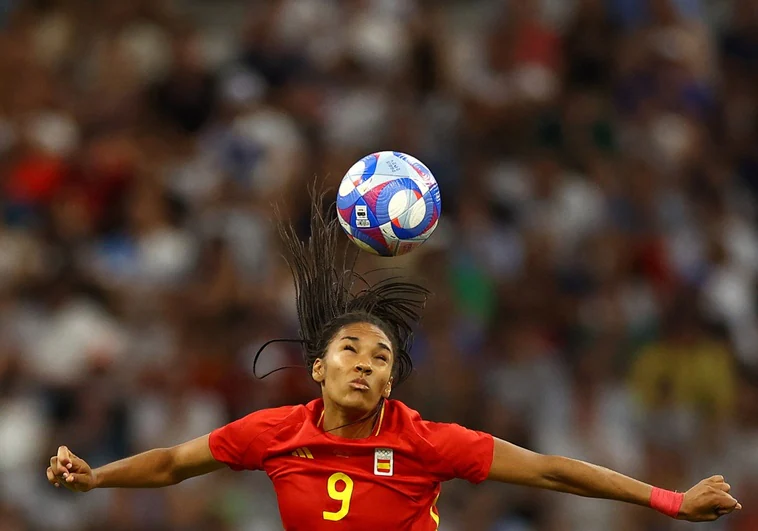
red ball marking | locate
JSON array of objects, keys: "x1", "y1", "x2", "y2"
[
  {"x1": 338, "y1": 206, "x2": 353, "y2": 223},
  {"x1": 360, "y1": 226, "x2": 391, "y2": 251}
]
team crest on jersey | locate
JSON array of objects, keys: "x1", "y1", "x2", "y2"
[{"x1": 374, "y1": 448, "x2": 393, "y2": 476}]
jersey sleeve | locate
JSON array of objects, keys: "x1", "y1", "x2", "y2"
[
  {"x1": 208, "y1": 407, "x2": 294, "y2": 471},
  {"x1": 419, "y1": 421, "x2": 494, "y2": 484}
]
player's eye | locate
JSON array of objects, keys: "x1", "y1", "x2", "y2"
[
  {"x1": 375, "y1": 354, "x2": 388, "y2": 362},
  {"x1": 344, "y1": 345, "x2": 357, "y2": 353}
]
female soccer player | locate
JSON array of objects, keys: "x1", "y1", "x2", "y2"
[{"x1": 47, "y1": 195, "x2": 742, "y2": 530}]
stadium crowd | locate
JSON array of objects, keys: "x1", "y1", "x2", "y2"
[{"x1": 0, "y1": 0, "x2": 757, "y2": 529}]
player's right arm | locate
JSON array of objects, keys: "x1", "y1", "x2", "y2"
[
  {"x1": 47, "y1": 405, "x2": 294, "y2": 492},
  {"x1": 46, "y1": 435, "x2": 225, "y2": 492}
]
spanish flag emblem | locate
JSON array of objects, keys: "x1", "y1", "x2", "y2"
[{"x1": 374, "y1": 448, "x2": 393, "y2": 476}]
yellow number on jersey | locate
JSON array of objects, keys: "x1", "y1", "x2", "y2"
[{"x1": 323, "y1": 472, "x2": 354, "y2": 521}]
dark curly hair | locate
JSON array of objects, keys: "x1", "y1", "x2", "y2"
[{"x1": 276, "y1": 187, "x2": 429, "y2": 385}]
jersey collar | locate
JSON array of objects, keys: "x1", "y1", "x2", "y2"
[{"x1": 316, "y1": 400, "x2": 386, "y2": 437}]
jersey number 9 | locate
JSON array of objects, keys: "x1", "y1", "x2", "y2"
[{"x1": 323, "y1": 473, "x2": 354, "y2": 521}]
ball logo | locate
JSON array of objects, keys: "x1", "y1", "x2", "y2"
[{"x1": 355, "y1": 205, "x2": 370, "y2": 228}]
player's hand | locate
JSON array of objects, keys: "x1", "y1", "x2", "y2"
[
  {"x1": 678, "y1": 475, "x2": 742, "y2": 522},
  {"x1": 46, "y1": 446, "x2": 97, "y2": 493}
]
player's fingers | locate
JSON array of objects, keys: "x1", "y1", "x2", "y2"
[
  {"x1": 46, "y1": 467, "x2": 60, "y2": 487},
  {"x1": 715, "y1": 482, "x2": 731, "y2": 492},
  {"x1": 717, "y1": 494, "x2": 740, "y2": 512},
  {"x1": 57, "y1": 471, "x2": 81, "y2": 491},
  {"x1": 71, "y1": 455, "x2": 89, "y2": 472},
  {"x1": 64, "y1": 473, "x2": 90, "y2": 492},
  {"x1": 716, "y1": 505, "x2": 736, "y2": 517},
  {"x1": 57, "y1": 446, "x2": 73, "y2": 469},
  {"x1": 709, "y1": 475, "x2": 725, "y2": 483},
  {"x1": 50, "y1": 456, "x2": 65, "y2": 476}
]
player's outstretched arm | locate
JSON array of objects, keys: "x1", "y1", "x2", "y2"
[
  {"x1": 46, "y1": 435, "x2": 226, "y2": 492},
  {"x1": 487, "y1": 438, "x2": 742, "y2": 522}
]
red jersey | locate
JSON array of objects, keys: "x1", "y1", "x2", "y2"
[{"x1": 209, "y1": 399, "x2": 494, "y2": 530}]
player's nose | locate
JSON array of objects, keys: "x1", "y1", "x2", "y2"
[{"x1": 355, "y1": 361, "x2": 372, "y2": 375}]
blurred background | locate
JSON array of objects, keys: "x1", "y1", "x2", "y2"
[{"x1": 1, "y1": 0, "x2": 757, "y2": 529}]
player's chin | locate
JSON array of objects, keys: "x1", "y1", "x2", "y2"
[{"x1": 339, "y1": 390, "x2": 381, "y2": 412}]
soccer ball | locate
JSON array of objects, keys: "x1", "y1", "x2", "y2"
[{"x1": 336, "y1": 151, "x2": 441, "y2": 257}]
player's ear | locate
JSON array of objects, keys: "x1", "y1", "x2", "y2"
[
  {"x1": 312, "y1": 358, "x2": 325, "y2": 384},
  {"x1": 383, "y1": 377, "x2": 392, "y2": 399}
]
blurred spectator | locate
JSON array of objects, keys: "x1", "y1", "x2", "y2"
[{"x1": 630, "y1": 295, "x2": 737, "y2": 443}]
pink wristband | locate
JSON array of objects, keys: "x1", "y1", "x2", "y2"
[{"x1": 650, "y1": 487, "x2": 685, "y2": 518}]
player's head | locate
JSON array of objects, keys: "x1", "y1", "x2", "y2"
[
  {"x1": 278, "y1": 187, "x2": 427, "y2": 414},
  {"x1": 311, "y1": 317, "x2": 396, "y2": 412}
]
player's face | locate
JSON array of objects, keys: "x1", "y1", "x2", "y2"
[{"x1": 314, "y1": 322, "x2": 393, "y2": 413}]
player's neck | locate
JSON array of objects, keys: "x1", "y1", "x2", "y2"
[{"x1": 321, "y1": 404, "x2": 378, "y2": 439}]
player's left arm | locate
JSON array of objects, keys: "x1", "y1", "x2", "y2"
[{"x1": 487, "y1": 437, "x2": 742, "y2": 522}]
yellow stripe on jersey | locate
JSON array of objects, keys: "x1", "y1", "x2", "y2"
[
  {"x1": 374, "y1": 401, "x2": 386, "y2": 436},
  {"x1": 376, "y1": 462, "x2": 391, "y2": 471},
  {"x1": 303, "y1": 447, "x2": 314, "y2": 459},
  {"x1": 430, "y1": 493, "x2": 440, "y2": 528}
]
